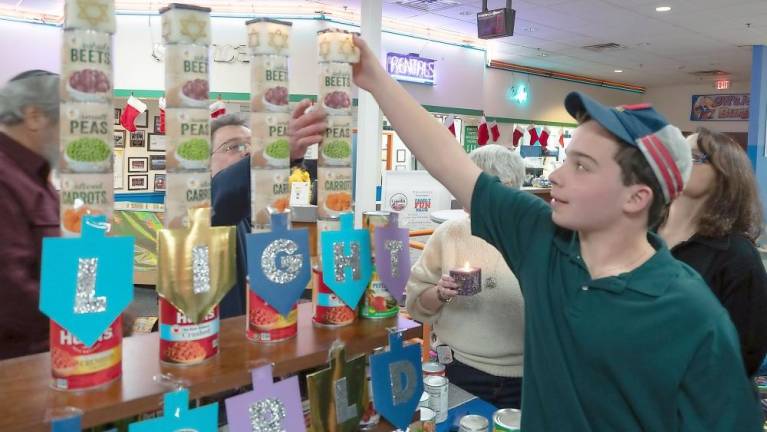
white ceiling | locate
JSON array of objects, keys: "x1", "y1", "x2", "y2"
[{"x1": 3, "y1": 0, "x2": 765, "y2": 86}]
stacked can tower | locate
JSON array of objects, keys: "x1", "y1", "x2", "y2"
[
  {"x1": 51, "y1": 0, "x2": 122, "y2": 391},
  {"x1": 312, "y1": 29, "x2": 360, "y2": 328},
  {"x1": 245, "y1": 18, "x2": 297, "y2": 343},
  {"x1": 157, "y1": 3, "x2": 220, "y2": 365},
  {"x1": 361, "y1": 211, "x2": 400, "y2": 319}
]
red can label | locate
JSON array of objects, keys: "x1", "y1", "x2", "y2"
[
  {"x1": 50, "y1": 317, "x2": 122, "y2": 391},
  {"x1": 246, "y1": 290, "x2": 297, "y2": 343},
  {"x1": 159, "y1": 298, "x2": 219, "y2": 365},
  {"x1": 312, "y1": 267, "x2": 356, "y2": 327}
]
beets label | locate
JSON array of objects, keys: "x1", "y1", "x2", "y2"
[
  {"x1": 319, "y1": 62, "x2": 352, "y2": 114},
  {"x1": 61, "y1": 30, "x2": 113, "y2": 102}
]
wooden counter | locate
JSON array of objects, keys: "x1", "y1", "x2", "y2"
[{"x1": 0, "y1": 303, "x2": 421, "y2": 432}]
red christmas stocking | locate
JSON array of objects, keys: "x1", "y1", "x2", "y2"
[
  {"x1": 528, "y1": 125, "x2": 539, "y2": 146},
  {"x1": 512, "y1": 126, "x2": 524, "y2": 147},
  {"x1": 490, "y1": 121, "x2": 500, "y2": 142},
  {"x1": 120, "y1": 96, "x2": 147, "y2": 132},
  {"x1": 159, "y1": 97, "x2": 166, "y2": 134},
  {"x1": 477, "y1": 117, "x2": 490, "y2": 146},
  {"x1": 539, "y1": 127, "x2": 550, "y2": 151}
]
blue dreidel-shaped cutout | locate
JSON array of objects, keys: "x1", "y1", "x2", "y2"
[
  {"x1": 246, "y1": 212, "x2": 311, "y2": 316},
  {"x1": 40, "y1": 215, "x2": 134, "y2": 347},
  {"x1": 129, "y1": 388, "x2": 218, "y2": 432},
  {"x1": 370, "y1": 330, "x2": 424, "y2": 430},
  {"x1": 320, "y1": 212, "x2": 372, "y2": 309}
]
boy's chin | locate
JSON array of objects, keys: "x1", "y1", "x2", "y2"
[{"x1": 551, "y1": 212, "x2": 580, "y2": 231}]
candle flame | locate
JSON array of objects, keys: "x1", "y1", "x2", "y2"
[{"x1": 463, "y1": 261, "x2": 470, "y2": 270}]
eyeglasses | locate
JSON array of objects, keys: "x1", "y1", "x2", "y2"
[
  {"x1": 691, "y1": 152, "x2": 709, "y2": 165},
  {"x1": 213, "y1": 140, "x2": 250, "y2": 155}
]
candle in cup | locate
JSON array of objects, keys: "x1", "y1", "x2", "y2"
[{"x1": 449, "y1": 262, "x2": 482, "y2": 296}]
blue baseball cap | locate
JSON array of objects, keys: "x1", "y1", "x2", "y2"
[{"x1": 564, "y1": 91, "x2": 692, "y2": 203}]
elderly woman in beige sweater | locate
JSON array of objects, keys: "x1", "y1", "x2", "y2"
[{"x1": 407, "y1": 144, "x2": 526, "y2": 408}]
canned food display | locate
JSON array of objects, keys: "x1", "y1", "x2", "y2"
[
  {"x1": 250, "y1": 113, "x2": 291, "y2": 169},
  {"x1": 408, "y1": 406, "x2": 437, "y2": 432},
  {"x1": 360, "y1": 211, "x2": 400, "y2": 319},
  {"x1": 164, "y1": 108, "x2": 211, "y2": 172},
  {"x1": 159, "y1": 298, "x2": 219, "y2": 365},
  {"x1": 318, "y1": 62, "x2": 353, "y2": 115},
  {"x1": 160, "y1": 3, "x2": 211, "y2": 45},
  {"x1": 317, "y1": 28, "x2": 360, "y2": 63},
  {"x1": 361, "y1": 272, "x2": 399, "y2": 319},
  {"x1": 317, "y1": 167, "x2": 353, "y2": 219},
  {"x1": 493, "y1": 408, "x2": 521, "y2": 432},
  {"x1": 419, "y1": 391, "x2": 431, "y2": 408},
  {"x1": 423, "y1": 375, "x2": 449, "y2": 423},
  {"x1": 319, "y1": 115, "x2": 352, "y2": 167},
  {"x1": 246, "y1": 288, "x2": 297, "y2": 343},
  {"x1": 61, "y1": 30, "x2": 112, "y2": 102},
  {"x1": 164, "y1": 172, "x2": 211, "y2": 229},
  {"x1": 50, "y1": 317, "x2": 121, "y2": 391},
  {"x1": 312, "y1": 266, "x2": 356, "y2": 327},
  {"x1": 422, "y1": 361, "x2": 446, "y2": 377},
  {"x1": 250, "y1": 169, "x2": 290, "y2": 228},
  {"x1": 459, "y1": 414, "x2": 489, "y2": 432},
  {"x1": 64, "y1": 0, "x2": 115, "y2": 33},
  {"x1": 59, "y1": 173, "x2": 114, "y2": 237},
  {"x1": 164, "y1": 45, "x2": 209, "y2": 108},
  {"x1": 59, "y1": 102, "x2": 113, "y2": 173},
  {"x1": 249, "y1": 55, "x2": 289, "y2": 113},
  {"x1": 246, "y1": 18, "x2": 292, "y2": 56}
]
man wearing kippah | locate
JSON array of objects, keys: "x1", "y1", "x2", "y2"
[
  {"x1": 0, "y1": 70, "x2": 61, "y2": 359},
  {"x1": 350, "y1": 34, "x2": 764, "y2": 430}
]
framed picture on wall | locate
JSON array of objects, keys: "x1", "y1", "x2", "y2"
[
  {"x1": 396, "y1": 149, "x2": 406, "y2": 163},
  {"x1": 128, "y1": 174, "x2": 148, "y2": 190},
  {"x1": 134, "y1": 110, "x2": 149, "y2": 128},
  {"x1": 154, "y1": 174, "x2": 166, "y2": 191},
  {"x1": 114, "y1": 149, "x2": 124, "y2": 189},
  {"x1": 130, "y1": 130, "x2": 145, "y2": 148},
  {"x1": 153, "y1": 116, "x2": 162, "y2": 133},
  {"x1": 128, "y1": 157, "x2": 148, "y2": 173},
  {"x1": 147, "y1": 133, "x2": 166, "y2": 152},
  {"x1": 114, "y1": 108, "x2": 121, "y2": 126},
  {"x1": 113, "y1": 130, "x2": 125, "y2": 148},
  {"x1": 149, "y1": 154, "x2": 166, "y2": 171}
]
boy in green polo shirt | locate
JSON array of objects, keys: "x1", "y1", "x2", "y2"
[{"x1": 351, "y1": 37, "x2": 763, "y2": 430}]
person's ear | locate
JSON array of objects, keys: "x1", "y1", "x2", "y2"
[
  {"x1": 623, "y1": 183, "x2": 653, "y2": 216},
  {"x1": 21, "y1": 106, "x2": 48, "y2": 132}
]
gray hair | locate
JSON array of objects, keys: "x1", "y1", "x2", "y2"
[
  {"x1": 0, "y1": 70, "x2": 60, "y2": 125},
  {"x1": 469, "y1": 144, "x2": 525, "y2": 189},
  {"x1": 211, "y1": 112, "x2": 249, "y2": 139}
]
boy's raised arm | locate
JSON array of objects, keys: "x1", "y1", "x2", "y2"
[{"x1": 352, "y1": 36, "x2": 482, "y2": 209}]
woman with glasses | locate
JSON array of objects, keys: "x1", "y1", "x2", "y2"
[{"x1": 659, "y1": 127, "x2": 767, "y2": 377}]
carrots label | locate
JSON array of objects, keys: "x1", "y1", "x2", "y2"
[
  {"x1": 59, "y1": 173, "x2": 114, "y2": 237},
  {"x1": 318, "y1": 167, "x2": 353, "y2": 219}
]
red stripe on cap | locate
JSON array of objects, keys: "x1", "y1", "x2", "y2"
[
  {"x1": 641, "y1": 136, "x2": 675, "y2": 201},
  {"x1": 619, "y1": 103, "x2": 652, "y2": 111},
  {"x1": 647, "y1": 133, "x2": 683, "y2": 197}
]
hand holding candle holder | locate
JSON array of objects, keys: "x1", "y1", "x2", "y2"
[{"x1": 449, "y1": 262, "x2": 482, "y2": 296}]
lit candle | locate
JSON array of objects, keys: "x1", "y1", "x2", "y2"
[{"x1": 449, "y1": 261, "x2": 482, "y2": 296}]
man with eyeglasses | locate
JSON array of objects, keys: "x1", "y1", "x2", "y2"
[
  {"x1": 212, "y1": 100, "x2": 327, "y2": 318},
  {"x1": 211, "y1": 113, "x2": 252, "y2": 177}
]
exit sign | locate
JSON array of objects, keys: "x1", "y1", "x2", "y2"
[{"x1": 715, "y1": 79, "x2": 730, "y2": 90}]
